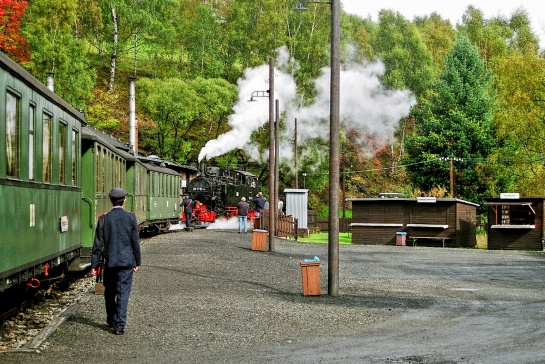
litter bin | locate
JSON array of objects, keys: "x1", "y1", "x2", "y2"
[
  {"x1": 396, "y1": 231, "x2": 407, "y2": 246},
  {"x1": 300, "y1": 260, "x2": 320, "y2": 296},
  {"x1": 251, "y1": 229, "x2": 267, "y2": 251}
]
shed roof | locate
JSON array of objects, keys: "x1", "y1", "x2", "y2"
[
  {"x1": 284, "y1": 189, "x2": 309, "y2": 193},
  {"x1": 347, "y1": 198, "x2": 479, "y2": 207}
]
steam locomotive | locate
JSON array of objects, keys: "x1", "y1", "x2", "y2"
[{"x1": 184, "y1": 166, "x2": 260, "y2": 226}]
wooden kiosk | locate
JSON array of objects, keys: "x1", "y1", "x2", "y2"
[
  {"x1": 348, "y1": 197, "x2": 478, "y2": 248},
  {"x1": 485, "y1": 194, "x2": 545, "y2": 250}
]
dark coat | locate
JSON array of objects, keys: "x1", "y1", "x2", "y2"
[
  {"x1": 182, "y1": 198, "x2": 194, "y2": 213},
  {"x1": 91, "y1": 207, "x2": 141, "y2": 269},
  {"x1": 237, "y1": 201, "x2": 249, "y2": 216},
  {"x1": 254, "y1": 196, "x2": 266, "y2": 212}
]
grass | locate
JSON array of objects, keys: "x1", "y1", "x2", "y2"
[
  {"x1": 296, "y1": 232, "x2": 352, "y2": 245},
  {"x1": 297, "y1": 231, "x2": 489, "y2": 249}
]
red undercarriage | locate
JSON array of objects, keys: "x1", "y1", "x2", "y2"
[{"x1": 181, "y1": 202, "x2": 258, "y2": 224}]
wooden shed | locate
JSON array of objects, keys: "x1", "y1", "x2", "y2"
[
  {"x1": 485, "y1": 197, "x2": 545, "y2": 250},
  {"x1": 348, "y1": 197, "x2": 478, "y2": 248}
]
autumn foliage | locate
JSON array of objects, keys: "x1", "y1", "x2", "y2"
[{"x1": 0, "y1": 0, "x2": 29, "y2": 62}]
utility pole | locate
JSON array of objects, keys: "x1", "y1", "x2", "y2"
[
  {"x1": 449, "y1": 158, "x2": 454, "y2": 197},
  {"x1": 268, "y1": 58, "x2": 275, "y2": 251}
]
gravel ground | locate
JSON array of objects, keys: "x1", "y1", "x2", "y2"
[{"x1": 1, "y1": 225, "x2": 545, "y2": 363}]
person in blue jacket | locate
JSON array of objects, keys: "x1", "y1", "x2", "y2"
[
  {"x1": 254, "y1": 192, "x2": 267, "y2": 218},
  {"x1": 90, "y1": 187, "x2": 141, "y2": 335}
]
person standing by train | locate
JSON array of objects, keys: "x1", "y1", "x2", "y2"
[
  {"x1": 237, "y1": 197, "x2": 249, "y2": 233},
  {"x1": 90, "y1": 188, "x2": 141, "y2": 335},
  {"x1": 254, "y1": 192, "x2": 266, "y2": 218},
  {"x1": 182, "y1": 195, "x2": 194, "y2": 227}
]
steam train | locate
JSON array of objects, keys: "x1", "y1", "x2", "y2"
[
  {"x1": 184, "y1": 166, "x2": 260, "y2": 226},
  {"x1": 0, "y1": 51, "x2": 181, "y2": 293}
]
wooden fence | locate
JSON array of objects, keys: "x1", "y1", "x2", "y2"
[
  {"x1": 312, "y1": 217, "x2": 352, "y2": 233},
  {"x1": 255, "y1": 210, "x2": 351, "y2": 238}
]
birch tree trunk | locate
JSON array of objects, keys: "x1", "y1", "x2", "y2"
[{"x1": 108, "y1": 6, "x2": 118, "y2": 92}]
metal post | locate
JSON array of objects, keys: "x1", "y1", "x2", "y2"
[
  {"x1": 342, "y1": 148, "x2": 346, "y2": 218},
  {"x1": 275, "y1": 99, "x2": 280, "y2": 235},
  {"x1": 294, "y1": 118, "x2": 298, "y2": 189},
  {"x1": 268, "y1": 58, "x2": 275, "y2": 251},
  {"x1": 328, "y1": 0, "x2": 340, "y2": 297},
  {"x1": 450, "y1": 157, "x2": 454, "y2": 197}
]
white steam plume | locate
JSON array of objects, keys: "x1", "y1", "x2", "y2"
[
  {"x1": 198, "y1": 47, "x2": 416, "y2": 164},
  {"x1": 198, "y1": 48, "x2": 297, "y2": 162}
]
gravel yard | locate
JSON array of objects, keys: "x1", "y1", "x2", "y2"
[{"x1": 1, "y1": 226, "x2": 545, "y2": 363}]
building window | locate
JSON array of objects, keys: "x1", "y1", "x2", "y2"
[
  {"x1": 42, "y1": 113, "x2": 52, "y2": 182},
  {"x1": 6, "y1": 92, "x2": 20, "y2": 177},
  {"x1": 59, "y1": 121, "x2": 67, "y2": 184},
  {"x1": 498, "y1": 205, "x2": 535, "y2": 226}
]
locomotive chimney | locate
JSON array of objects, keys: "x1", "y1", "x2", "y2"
[
  {"x1": 46, "y1": 72, "x2": 54, "y2": 92},
  {"x1": 128, "y1": 76, "x2": 137, "y2": 155}
]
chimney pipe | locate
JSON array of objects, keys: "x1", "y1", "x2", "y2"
[
  {"x1": 46, "y1": 73, "x2": 54, "y2": 92},
  {"x1": 128, "y1": 76, "x2": 137, "y2": 155}
]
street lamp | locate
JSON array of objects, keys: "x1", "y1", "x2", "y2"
[
  {"x1": 294, "y1": 0, "x2": 340, "y2": 296},
  {"x1": 248, "y1": 90, "x2": 269, "y2": 102},
  {"x1": 302, "y1": 172, "x2": 307, "y2": 189}
]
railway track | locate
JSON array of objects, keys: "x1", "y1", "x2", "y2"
[{"x1": 0, "y1": 273, "x2": 94, "y2": 351}]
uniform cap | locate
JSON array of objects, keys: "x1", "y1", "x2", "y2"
[{"x1": 109, "y1": 188, "x2": 128, "y2": 199}]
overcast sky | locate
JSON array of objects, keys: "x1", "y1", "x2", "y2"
[{"x1": 341, "y1": 0, "x2": 545, "y2": 48}]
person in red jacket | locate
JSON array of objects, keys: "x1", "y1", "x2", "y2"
[{"x1": 90, "y1": 187, "x2": 141, "y2": 335}]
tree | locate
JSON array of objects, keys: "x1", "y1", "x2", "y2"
[
  {"x1": 492, "y1": 51, "x2": 545, "y2": 196},
  {"x1": 0, "y1": 0, "x2": 30, "y2": 62},
  {"x1": 98, "y1": 0, "x2": 179, "y2": 90},
  {"x1": 414, "y1": 12, "x2": 455, "y2": 70},
  {"x1": 137, "y1": 77, "x2": 202, "y2": 161},
  {"x1": 404, "y1": 35, "x2": 496, "y2": 204},
  {"x1": 370, "y1": 10, "x2": 435, "y2": 98},
  {"x1": 180, "y1": 4, "x2": 224, "y2": 78},
  {"x1": 457, "y1": 6, "x2": 539, "y2": 69},
  {"x1": 22, "y1": 0, "x2": 95, "y2": 108}
]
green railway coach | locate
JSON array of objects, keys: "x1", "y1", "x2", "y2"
[
  {"x1": 0, "y1": 51, "x2": 85, "y2": 291},
  {"x1": 80, "y1": 126, "x2": 147, "y2": 261},
  {"x1": 141, "y1": 161, "x2": 181, "y2": 232}
]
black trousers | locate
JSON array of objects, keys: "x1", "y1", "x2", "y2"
[{"x1": 104, "y1": 267, "x2": 134, "y2": 331}]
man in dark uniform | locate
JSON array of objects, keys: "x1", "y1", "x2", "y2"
[
  {"x1": 182, "y1": 195, "x2": 194, "y2": 227},
  {"x1": 90, "y1": 187, "x2": 141, "y2": 335}
]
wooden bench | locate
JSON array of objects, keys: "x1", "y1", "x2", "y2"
[
  {"x1": 410, "y1": 236, "x2": 451, "y2": 248},
  {"x1": 406, "y1": 224, "x2": 448, "y2": 229},
  {"x1": 350, "y1": 223, "x2": 403, "y2": 227}
]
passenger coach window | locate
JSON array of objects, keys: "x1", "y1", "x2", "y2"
[
  {"x1": 59, "y1": 121, "x2": 67, "y2": 184},
  {"x1": 6, "y1": 92, "x2": 20, "y2": 178},
  {"x1": 29, "y1": 104, "x2": 35, "y2": 180},
  {"x1": 42, "y1": 113, "x2": 52, "y2": 182},
  {"x1": 72, "y1": 129, "x2": 78, "y2": 185}
]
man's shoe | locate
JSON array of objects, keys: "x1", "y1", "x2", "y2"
[{"x1": 113, "y1": 329, "x2": 125, "y2": 335}]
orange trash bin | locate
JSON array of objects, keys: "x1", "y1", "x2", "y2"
[
  {"x1": 251, "y1": 229, "x2": 267, "y2": 251},
  {"x1": 300, "y1": 261, "x2": 321, "y2": 296}
]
